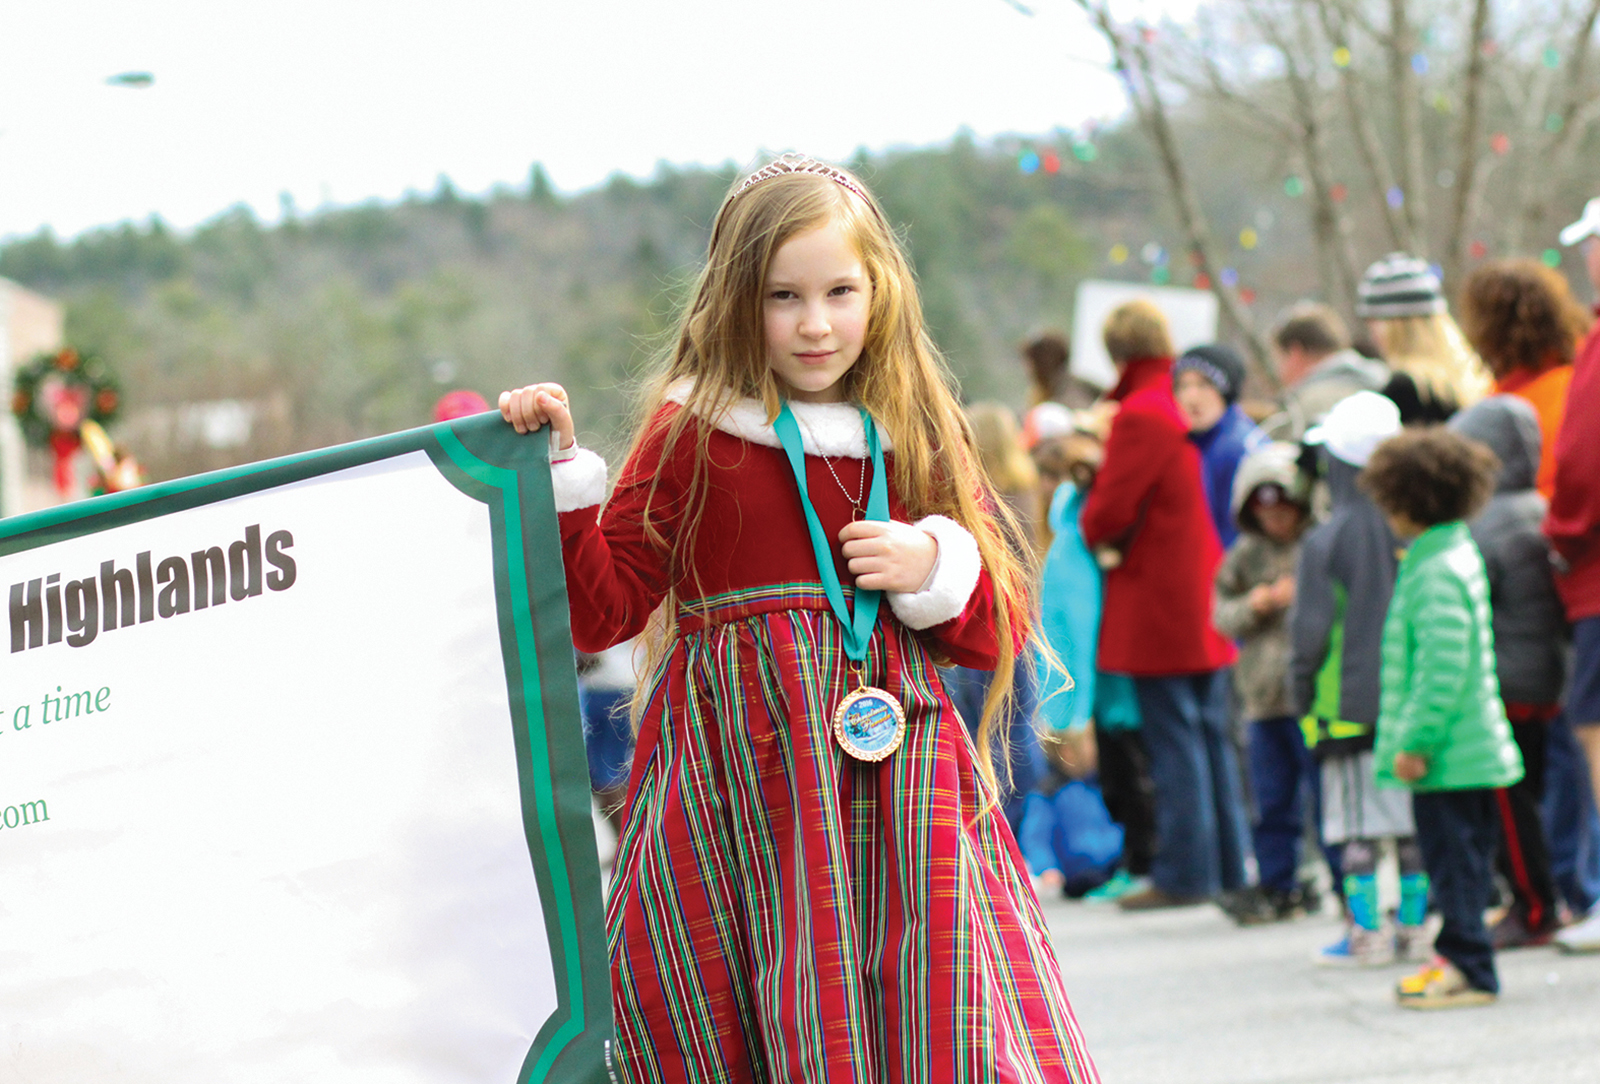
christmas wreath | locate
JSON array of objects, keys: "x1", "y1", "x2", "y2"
[{"x1": 10, "y1": 347, "x2": 122, "y2": 494}]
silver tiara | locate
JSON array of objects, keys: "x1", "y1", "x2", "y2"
[{"x1": 734, "y1": 153, "x2": 874, "y2": 206}]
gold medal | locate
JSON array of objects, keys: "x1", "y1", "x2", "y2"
[{"x1": 832, "y1": 683, "x2": 907, "y2": 762}]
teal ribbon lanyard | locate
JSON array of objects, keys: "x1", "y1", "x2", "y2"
[{"x1": 772, "y1": 402, "x2": 889, "y2": 663}]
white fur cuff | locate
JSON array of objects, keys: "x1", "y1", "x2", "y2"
[
  {"x1": 887, "y1": 515, "x2": 982, "y2": 630},
  {"x1": 551, "y1": 448, "x2": 608, "y2": 512}
]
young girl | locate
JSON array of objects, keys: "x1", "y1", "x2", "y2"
[{"x1": 501, "y1": 155, "x2": 1097, "y2": 1083}]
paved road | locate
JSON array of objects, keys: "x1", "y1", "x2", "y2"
[{"x1": 1044, "y1": 893, "x2": 1600, "y2": 1083}]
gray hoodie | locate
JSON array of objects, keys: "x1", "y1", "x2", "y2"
[
  {"x1": 1264, "y1": 349, "x2": 1391, "y2": 441},
  {"x1": 1288, "y1": 452, "x2": 1399, "y2": 753},
  {"x1": 1449, "y1": 395, "x2": 1570, "y2": 706}
]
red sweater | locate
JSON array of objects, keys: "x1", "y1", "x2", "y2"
[
  {"x1": 557, "y1": 402, "x2": 1003, "y2": 668},
  {"x1": 1080, "y1": 356, "x2": 1237, "y2": 675},
  {"x1": 1546, "y1": 315, "x2": 1600, "y2": 621}
]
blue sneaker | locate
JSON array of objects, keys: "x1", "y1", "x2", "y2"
[{"x1": 1315, "y1": 926, "x2": 1395, "y2": 967}]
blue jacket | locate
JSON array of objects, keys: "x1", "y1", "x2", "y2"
[
  {"x1": 1036, "y1": 482, "x2": 1141, "y2": 732},
  {"x1": 1191, "y1": 404, "x2": 1268, "y2": 547}
]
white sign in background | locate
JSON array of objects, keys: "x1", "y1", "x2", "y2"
[
  {"x1": 1070, "y1": 279, "x2": 1222, "y2": 389},
  {"x1": 0, "y1": 452, "x2": 553, "y2": 1083}
]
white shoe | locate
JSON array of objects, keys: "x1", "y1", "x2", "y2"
[{"x1": 1556, "y1": 910, "x2": 1600, "y2": 954}]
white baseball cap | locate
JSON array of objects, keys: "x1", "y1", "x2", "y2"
[
  {"x1": 1303, "y1": 390, "x2": 1402, "y2": 467},
  {"x1": 1559, "y1": 197, "x2": 1600, "y2": 246}
]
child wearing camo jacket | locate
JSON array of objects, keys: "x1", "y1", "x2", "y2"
[{"x1": 1213, "y1": 442, "x2": 1319, "y2": 924}]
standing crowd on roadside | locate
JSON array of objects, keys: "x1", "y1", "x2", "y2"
[
  {"x1": 999, "y1": 198, "x2": 1600, "y2": 1010},
  {"x1": 541, "y1": 156, "x2": 1600, "y2": 1084}
]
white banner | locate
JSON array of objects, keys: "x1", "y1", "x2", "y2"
[{"x1": 0, "y1": 418, "x2": 612, "y2": 1083}]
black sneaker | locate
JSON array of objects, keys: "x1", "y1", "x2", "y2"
[{"x1": 1218, "y1": 887, "x2": 1280, "y2": 926}]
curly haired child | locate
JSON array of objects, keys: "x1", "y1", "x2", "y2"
[{"x1": 1363, "y1": 427, "x2": 1525, "y2": 1008}]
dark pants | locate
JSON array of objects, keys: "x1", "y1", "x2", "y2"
[
  {"x1": 1247, "y1": 715, "x2": 1312, "y2": 893},
  {"x1": 1544, "y1": 713, "x2": 1600, "y2": 914},
  {"x1": 1495, "y1": 721, "x2": 1559, "y2": 931},
  {"x1": 1094, "y1": 726, "x2": 1156, "y2": 876},
  {"x1": 1134, "y1": 672, "x2": 1251, "y2": 898},
  {"x1": 1412, "y1": 789, "x2": 1500, "y2": 994}
]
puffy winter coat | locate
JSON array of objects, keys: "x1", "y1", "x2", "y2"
[
  {"x1": 1448, "y1": 395, "x2": 1569, "y2": 706},
  {"x1": 1373, "y1": 521, "x2": 1524, "y2": 791}
]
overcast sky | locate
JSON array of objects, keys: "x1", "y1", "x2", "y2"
[{"x1": 0, "y1": 0, "x2": 1200, "y2": 242}]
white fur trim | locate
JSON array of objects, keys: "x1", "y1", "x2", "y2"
[
  {"x1": 663, "y1": 380, "x2": 894, "y2": 457},
  {"x1": 888, "y1": 515, "x2": 982, "y2": 630},
  {"x1": 551, "y1": 447, "x2": 608, "y2": 512}
]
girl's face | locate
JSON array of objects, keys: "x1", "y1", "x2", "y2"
[
  {"x1": 1174, "y1": 370, "x2": 1227, "y2": 433},
  {"x1": 763, "y1": 218, "x2": 872, "y2": 403}
]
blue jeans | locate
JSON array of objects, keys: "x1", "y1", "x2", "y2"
[
  {"x1": 1413, "y1": 789, "x2": 1499, "y2": 993},
  {"x1": 1134, "y1": 672, "x2": 1251, "y2": 898},
  {"x1": 1247, "y1": 716, "x2": 1312, "y2": 893},
  {"x1": 942, "y1": 663, "x2": 1044, "y2": 835},
  {"x1": 1544, "y1": 713, "x2": 1600, "y2": 914}
]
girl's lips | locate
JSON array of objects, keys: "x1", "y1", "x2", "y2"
[{"x1": 797, "y1": 351, "x2": 835, "y2": 362}]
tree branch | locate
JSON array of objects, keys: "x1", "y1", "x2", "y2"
[
  {"x1": 1070, "y1": 0, "x2": 1279, "y2": 390},
  {"x1": 1443, "y1": 0, "x2": 1492, "y2": 292}
]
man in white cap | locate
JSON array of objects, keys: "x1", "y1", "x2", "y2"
[
  {"x1": 1290, "y1": 392, "x2": 1434, "y2": 965},
  {"x1": 1547, "y1": 199, "x2": 1600, "y2": 953}
]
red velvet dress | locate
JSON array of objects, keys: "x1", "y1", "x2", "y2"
[{"x1": 556, "y1": 398, "x2": 1098, "y2": 1084}]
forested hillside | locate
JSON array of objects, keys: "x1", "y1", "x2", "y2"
[
  {"x1": 4, "y1": 79, "x2": 1596, "y2": 483},
  {"x1": 1, "y1": 134, "x2": 1165, "y2": 480}
]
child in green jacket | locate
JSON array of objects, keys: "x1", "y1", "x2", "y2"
[{"x1": 1362, "y1": 428, "x2": 1525, "y2": 1009}]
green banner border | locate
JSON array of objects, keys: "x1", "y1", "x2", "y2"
[{"x1": 0, "y1": 413, "x2": 613, "y2": 1083}]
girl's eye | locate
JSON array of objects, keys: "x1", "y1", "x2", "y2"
[
  {"x1": 768, "y1": 289, "x2": 796, "y2": 301},
  {"x1": 829, "y1": 285, "x2": 854, "y2": 296}
]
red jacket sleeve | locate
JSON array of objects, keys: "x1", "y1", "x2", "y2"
[
  {"x1": 1080, "y1": 406, "x2": 1181, "y2": 548},
  {"x1": 1546, "y1": 328, "x2": 1600, "y2": 568},
  {"x1": 922, "y1": 569, "x2": 1006, "y2": 669},
  {"x1": 558, "y1": 409, "x2": 683, "y2": 653}
]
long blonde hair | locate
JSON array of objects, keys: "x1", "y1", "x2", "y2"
[
  {"x1": 1374, "y1": 312, "x2": 1492, "y2": 409},
  {"x1": 623, "y1": 162, "x2": 1035, "y2": 790}
]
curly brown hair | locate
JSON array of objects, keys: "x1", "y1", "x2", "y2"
[
  {"x1": 1457, "y1": 259, "x2": 1592, "y2": 379},
  {"x1": 1360, "y1": 428, "x2": 1500, "y2": 527}
]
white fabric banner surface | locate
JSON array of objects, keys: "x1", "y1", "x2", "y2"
[{"x1": 0, "y1": 420, "x2": 611, "y2": 1083}]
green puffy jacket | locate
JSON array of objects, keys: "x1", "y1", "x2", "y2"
[{"x1": 1374, "y1": 521, "x2": 1524, "y2": 791}]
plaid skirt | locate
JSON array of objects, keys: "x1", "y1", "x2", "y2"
[{"x1": 605, "y1": 584, "x2": 1098, "y2": 1083}]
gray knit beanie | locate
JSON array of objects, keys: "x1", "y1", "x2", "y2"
[{"x1": 1357, "y1": 252, "x2": 1446, "y2": 319}]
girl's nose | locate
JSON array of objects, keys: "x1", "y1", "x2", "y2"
[{"x1": 798, "y1": 302, "x2": 830, "y2": 338}]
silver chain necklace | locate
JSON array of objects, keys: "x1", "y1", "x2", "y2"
[{"x1": 798, "y1": 414, "x2": 869, "y2": 515}]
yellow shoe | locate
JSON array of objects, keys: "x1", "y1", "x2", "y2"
[{"x1": 1396, "y1": 959, "x2": 1496, "y2": 1009}]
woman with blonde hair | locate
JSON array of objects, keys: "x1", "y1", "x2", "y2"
[{"x1": 1358, "y1": 252, "x2": 1491, "y2": 424}]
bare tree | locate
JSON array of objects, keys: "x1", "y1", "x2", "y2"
[{"x1": 1070, "y1": 0, "x2": 1281, "y2": 389}]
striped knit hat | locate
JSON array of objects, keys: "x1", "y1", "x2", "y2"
[{"x1": 1357, "y1": 252, "x2": 1446, "y2": 318}]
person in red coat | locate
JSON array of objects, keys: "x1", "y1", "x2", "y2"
[
  {"x1": 1547, "y1": 201, "x2": 1600, "y2": 952},
  {"x1": 1080, "y1": 299, "x2": 1247, "y2": 909}
]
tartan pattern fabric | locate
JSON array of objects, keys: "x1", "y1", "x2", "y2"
[{"x1": 604, "y1": 585, "x2": 1099, "y2": 1083}]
